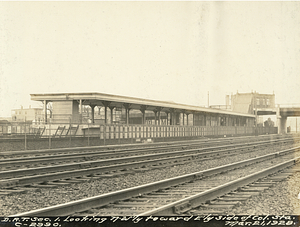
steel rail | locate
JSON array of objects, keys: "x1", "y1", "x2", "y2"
[
  {"x1": 10, "y1": 148, "x2": 300, "y2": 217},
  {"x1": 0, "y1": 134, "x2": 287, "y2": 158},
  {"x1": 139, "y1": 158, "x2": 298, "y2": 215},
  {"x1": 0, "y1": 137, "x2": 295, "y2": 170},
  {"x1": 0, "y1": 139, "x2": 297, "y2": 187}
]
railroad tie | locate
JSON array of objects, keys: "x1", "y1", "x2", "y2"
[
  {"x1": 239, "y1": 186, "x2": 269, "y2": 192},
  {"x1": 208, "y1": 200, "x2": 240, "y2": 206},
  {"x1": 251, "y1": 182, "x2": 274, "y2": 187},
  {"x1": 0, "y1": 189, "x2": 26, "y2": 195},
  {"x1": 223, "y1": 193, "x2": 252, "y2": 199},
  {"x1": 112, "y1": 203, "x2": 158, "y2": 208},
  {"x1": 218, "y1": 197, "x2": 250, "y2": 202},
  {"x1": 268, "y1": 174, "x2": 292, "y2": 181},
  {"x1": 30, "y1": 183, "x2": 58, "y2": 188},
  {"x1": 60, "y1": 179, "x2": 88, "y2": 183},
  {"x1": 12, "y1": 186, "x2": 41, "y2": 192},
  {"x1": 189, "y1": 209, "x2": 224, "y2": 215},
  {"x1": 200, "y1": 203, "x2": 237, "y2": 209},
  {"x1": 46, "y1": 181, "x2": 72, "y2": 186},
  {"x1": 232, "y1": 191, "x2": 261, "y2": 196},
  {"x1": 90, "y1": 209, "x2": 145, "y2": 216}
]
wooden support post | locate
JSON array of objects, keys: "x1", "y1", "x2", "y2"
[
  {"x1": 90, "y1": 105, "x2": 96, "y2": 124},
  {"x1": 44, "y1": 100, "x2": 47, "y2": 124}
]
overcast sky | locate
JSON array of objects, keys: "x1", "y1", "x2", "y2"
[{"x1": 1, "y1": 1, "x2": 300, "y2": 117}]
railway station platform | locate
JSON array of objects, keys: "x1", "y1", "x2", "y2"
[
  {"x1": 31, "y1": 92, "x2": 255, "y2": 127},
  {"x1": 28, "y1": 92, "x2": 275, "y2": 139}
]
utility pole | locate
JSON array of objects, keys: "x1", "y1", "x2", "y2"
[
  {"x1": 254, "y1": 92, "x2": 258, "y2": 136},
  {"x1": 254, "y1": 93, "x2": 257, "y2": 127},
  {"x1": 24, "y1": 117, "x2": 27, "y2": 150},
  {"x1": 207, "y1": 92, "x2": 209, "y2": 108}
]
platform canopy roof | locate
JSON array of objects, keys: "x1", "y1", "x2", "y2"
[{"x1": 31, "y1": 92, "x2": 255, "y2": 118}]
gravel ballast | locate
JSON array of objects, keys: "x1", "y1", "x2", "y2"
[
  {"x1": 0, "y1": 143, "x2": 298, "y2": 216},
  {"x1": 228, "y1": 168, "x2": 300, "y2": 215}
]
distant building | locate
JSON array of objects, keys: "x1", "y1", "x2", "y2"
[
  {"x1": 210, "y1": 92, "x2": 276, "y2": 115},
  {"x1": 231, "y1": 92, "x2": 276, "y2": 115},
  {"x1": 11, "y1": 106, "x2": 43, "y2": 123},
  {"x1": 209, "y1": 92, "x2": 276, "y2": 127}
]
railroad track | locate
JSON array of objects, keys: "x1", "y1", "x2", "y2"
[
  {"x1": 0, "y1": 137, "x2": 296, "y2": 193},
  {"x1": 0, "y1": 136, "x2": 295, "y2": 171},
  {"x1": 11, "y1": 146, "x2": 300, "y2": 217},
  {"x1": 0, "y1": 134, "x2": 291, "y2": 160}
]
